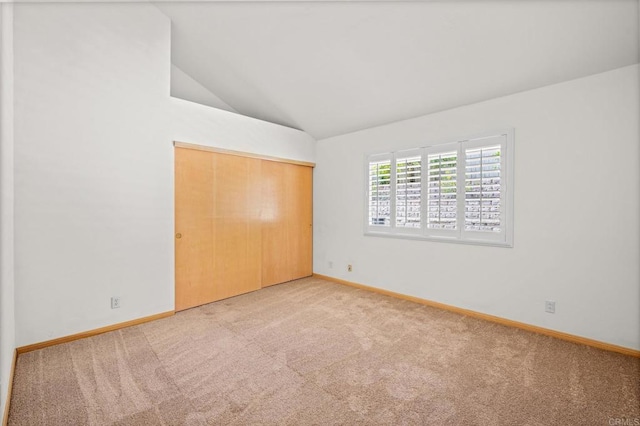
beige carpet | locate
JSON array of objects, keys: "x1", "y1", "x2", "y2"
[{"x1": 8, "y1": 277, "x2": 640, "y2": 425}]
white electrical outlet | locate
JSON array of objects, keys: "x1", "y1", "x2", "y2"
[
  {"x1": 111, "y1": 297, "x2": 121, "y2": 309},
  {"x1": 347, "y1": 264, "x2": 353, "y2": 272},
  {"x1": 545, "y1": 300, "x2": 555, "y2": 314}
]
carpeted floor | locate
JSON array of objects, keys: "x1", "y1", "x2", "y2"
[{"x1": 8, "y1": 277, "x2": 640, "y2": 425}]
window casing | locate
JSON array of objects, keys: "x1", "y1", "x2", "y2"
[{"x1": 365, "y1": 130, "x2": 514, "y2": 247}]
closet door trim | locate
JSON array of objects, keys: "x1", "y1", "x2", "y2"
[{"x1": 174, "y1": 141, "x2": 315, "y2": 168}]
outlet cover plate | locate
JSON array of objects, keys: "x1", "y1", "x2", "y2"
[
  {"x1": 111, "y1": 297, "x2": 121, "y2": 309},
  {"x1": 545, "y1": 300, "x2": 555, "y2": 314}
]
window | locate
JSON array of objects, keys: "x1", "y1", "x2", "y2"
[
  {"x1": 464, "y1": 144, "x2": 501, "y2": 232},
  {"x1": 368, "y1": 155, "x2": 392, "y2": 227},
  {"x1": 365, "y1": 130, "x2": 514, "y2": 247},
  {"x1": 395, "y1": 152, "x2": 421, "y2": 229},
  {"x1": 426, "y1": 147, "x2": 457, "y2": 231}
]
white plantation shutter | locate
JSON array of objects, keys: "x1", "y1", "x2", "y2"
[
  {"x1": 396, "y1": 155, "x2": 422, "y2": 228},
  {"x1": 464, "y1": 145, "x2": 501, "y2": 232},
  {"x1": 368, "y1": 157, "x2": 392, "y2": 226},
  {"x1": 426, "y1": 150, "x2": 458, "y2": 230},
  {"x1": 365, "y1": 130, "x2": 513, "y2": 246},
  {"x1": 461, "y1": 133, "x2": 510, "y2": 244}
]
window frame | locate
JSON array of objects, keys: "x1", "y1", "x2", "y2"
[{"x1": 364, "y1": 129, "x2": 514, "y2": 247}]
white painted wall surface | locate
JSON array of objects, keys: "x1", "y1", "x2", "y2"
[
  {"x1": 171, "y1": 64, "x2": 237, "y2": 114},
  {"x1": 13, "y1": 3, "x2": 314, "y2": 347},
  {"x1": 169, "y1": 97, "x2": 315, "y2": 161},
  {"x1": 13, "y1": 3, "x2": 173, "y2": 348},
  {"x1": 0, "y1": 3, "x2": 15, "y2": 418},
  {"x1": 314, "y1": 65, "x2": 640, "y2": 351}
]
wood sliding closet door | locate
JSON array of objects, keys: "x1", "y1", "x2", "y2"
[
  {"x1": 175, "y1": 148, "x2": 215, "y2": 311},
  {"x1": 175, "y1": 147, "x2": 262, "y2": 311},
  {"x1": 261, "y1": 161, "x2": 313, "y2": 287},
  {"x1": 176, "y1": 145, "x2": 313, "y2": 311},
  {"x1": 288, "y1": 164, "x2": 313, "y2": 280},
  {"x1": 211, "y1": 153, "x2": 263, "y2": 299}
]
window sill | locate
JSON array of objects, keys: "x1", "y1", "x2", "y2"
[{"x1": 364, "y1": 230, "x2": 513, "y2": 248}]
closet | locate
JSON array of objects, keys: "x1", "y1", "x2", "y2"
[{"x1": 174, "y1": 143, "x2": 313, "y2": 311}]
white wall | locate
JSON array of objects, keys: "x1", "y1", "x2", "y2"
[
  {"x1": 314, "y1": 65, "x2": 640, "y2": 351},
  {"x1": 169, "y1": 96, "x2": 315, "y2": 161},
  {"x1": 13, "y1": 3, "x2": 314, "y2": 347},
  {"x1": 0, "y1": 3, "x2": 15, "y2": 418},
  {"x1": 171, "y1": 64, "x2": 237, "y2": 114}
]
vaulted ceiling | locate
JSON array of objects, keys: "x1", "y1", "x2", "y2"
[{"x1": 155, "y1": 0, "x2": 639, "y2": 140}]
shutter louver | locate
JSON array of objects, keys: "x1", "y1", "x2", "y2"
[
  {"x1": 465, "y1": 145, "x2": 501, "y2": 232},
  {"x1": 396, "y1": 156, "x2": 421, "y2": 228},
  {"x1": 427, "y1": 151, "x2": 457, "y2": 229},
  {"x1": 368, "y1": 160, "x2": 391, "y2": 226}
]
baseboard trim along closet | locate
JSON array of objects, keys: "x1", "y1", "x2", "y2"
[
  {"x1": 16, "y1": 311, "x2": 175, "y2": 354},
  {"x1": 2, "y1": 349, "x2": 17, "y2": 426},
  {"x1": 173, "y1": 141, "x2": 316, "y2": 168},
  {"x1": 313, "y1": 274, "x2": 640, "y2": 358}
]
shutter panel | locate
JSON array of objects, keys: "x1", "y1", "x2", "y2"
[
  {"x1": 464, "y1": 145, "x2": 501, "y2": 232},
  {"x1": 368, "y1": 159, "x2": 392, "y2": 226},
  {"x1": 396, "y1": 155, "x2": 421, "y2": 228},
  {"x1": 427, "y1": 151, "x2": 457, "y2": 230}
]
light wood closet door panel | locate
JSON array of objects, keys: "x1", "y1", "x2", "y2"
[
  {"x1": 211, "y1": 154, "x2": 263, "y2": 300},
  {"x1": 175, "y1": 148, "x2": 215, "y2": 311},
  {"x1": 261, "y1": 161, "x2": 290, "y2": 287},
  {"x1": 261, "y1": 162, "x2": 313, "y2": 287},
  {"x1": 175, "y1": 149, "x2": 262, "y2": 311},
  {"x1": 288, "y1": 164, "x2": 313, "y2": 280}
]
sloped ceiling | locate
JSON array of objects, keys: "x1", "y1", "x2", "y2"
[{"x1": 156, "y1": 0, "x2": 639, "y2": 140}]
